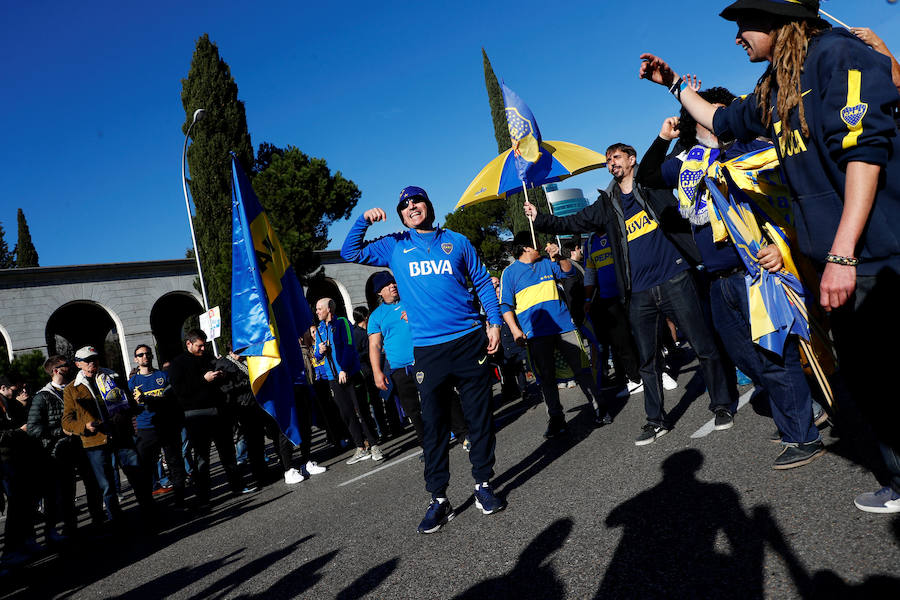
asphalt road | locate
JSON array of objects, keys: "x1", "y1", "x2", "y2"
[{"x1": 3, "y1": 360, "x2": 899, "y2": 599}]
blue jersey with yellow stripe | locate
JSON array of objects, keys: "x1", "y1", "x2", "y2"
[
  {"x1": 621, "y1": 192, "x2": 689, "y2": 293},
  {"x1": 713, "y1": 28, "x2": 900, "y2": 275},
  {"x1": 499, "y1": 258, "x2": 574, "y2": 338},
  {"x1": 583, "y1": 233, "x2": 619, "y2": 299}
]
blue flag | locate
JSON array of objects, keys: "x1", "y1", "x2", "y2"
[
  {"x1": 502, "y1": 83, "x2": 553, "y2": 185},
  {"x1": 231, "y1": 155, "x2": 313, "y2": 445}
]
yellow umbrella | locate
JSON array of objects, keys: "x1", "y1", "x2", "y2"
[{"x1": 455, "y1": 140, "x2": 607, "y2": 210}]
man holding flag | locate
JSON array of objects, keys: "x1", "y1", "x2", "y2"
[
  {"x1": 229, "y1": 155, "x2": 315, "y2": 478},
  {"x1": 342, "y1": 186, "x2": 506, "y2": 534}
]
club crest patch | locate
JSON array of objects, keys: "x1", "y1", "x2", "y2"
[
  {"x1": 679, "y1": 169, "x2": 704, "y2": 202},
  {"x1": 441, "y1": 243, "x2": 453, "y2": 255},
  {"x1": 416, "y1": 371, "x2": 425, "y2": 384},
  {"x1": 156, "y1": 377, "x2": 165, "y2": 386},
  {"x1": 841, "y1": 103, "x2": 868, "y2": 128}
]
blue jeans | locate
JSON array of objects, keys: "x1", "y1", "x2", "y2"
[
  {"x1": 709, "y1": 272, "x2": 817, "y2": 444},
  {"x1": 85, "y1": 445, "x2": 149, "y2": 519},
  {"x1": 629, "y1": 270, "x2": 733, "y2": 426}
]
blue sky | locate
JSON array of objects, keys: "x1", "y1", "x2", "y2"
[{"x1": 2, "y1": 0, "x2": 897, "y2": 266}]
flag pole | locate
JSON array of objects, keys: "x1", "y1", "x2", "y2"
[
  {"x1": 522, "y1": 182, "x2": 537, "y2": 247},
  {"x1": 819, "y1": 9, "x2": 850, "y2": 29},
  {"x1": 543, "y1": 188, "x2": 562, "y2": 248}
]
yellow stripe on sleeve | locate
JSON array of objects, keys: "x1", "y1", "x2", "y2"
[{"x1": 841, "y1": 69, "x2": 867, "y2": 150}]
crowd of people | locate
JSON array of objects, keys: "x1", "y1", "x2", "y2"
[{"x1": 2, "y1": 0, "x2": 899, "y2": 573}]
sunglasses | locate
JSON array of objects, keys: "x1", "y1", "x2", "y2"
[
  {"x1": 135, "y1": 352, "x2": 152, "y2": 358},
  {"x1": 397, "y1": 196, "x2": 425, "y2": 210},
  {"x1": 79, "y1": 357, "x2": 99, "y2": 364}
]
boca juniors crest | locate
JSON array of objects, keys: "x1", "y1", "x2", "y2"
[{"x1": 441, "y1": 243, "x2": 453, "y2": 255}]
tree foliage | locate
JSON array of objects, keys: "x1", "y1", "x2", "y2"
[
  {"x1": 181, "y1": 33, "x2": 254, "y2": 345},
  {"x1": 0, "y1": 350, "x2": 48, "y2": 393},
  {"x1": 0, "y1": 223, "x2": 13, "y2": 269},
  {"x1": 15, "y1": 208, "x2": 39, "y2": 267},
  {"x1": 251, "y1": 143, "x2": 361, "y2": 280},
  {"x1": 443, "y1": 202, "x2": 510, "y2": 274}
]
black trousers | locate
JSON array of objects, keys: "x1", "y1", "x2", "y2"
[
  {"x1": 590, "y1": 296, "x2": 641, "y2": 383},
  {"x1": 329, "y1": 375, "x2": 377, "y2": 448},
  {"x1": 136, "y1": 426, "x2": 187, "y2": 504},
  {"x1": 183, "y1": 408, "x2": 244, "y2": 502},
  {"x1": 414, "y1": 328, "x2": 496, "y2": 496}
]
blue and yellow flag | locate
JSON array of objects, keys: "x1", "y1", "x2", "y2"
[
  {"x1": 502, "y1": 83, "x2": 551, "y2": 185},
  {"x1": 231, "y1": 155, "x2": 313, "y2": 445},
  {"x1": 704, "y1": 174, "x2": 809, "y2": 356}
]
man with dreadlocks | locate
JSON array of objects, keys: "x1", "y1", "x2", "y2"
[
  {"x1": 636, "y1": 86, "x2": 825, "y2": 470},
  {"x1": 640, "y1": 0, "x2": 900, "y2": 512}
]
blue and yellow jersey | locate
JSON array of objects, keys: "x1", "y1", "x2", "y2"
[
  {"x1": 712, "y1": 28, "x2": 900, "y2": 274},
  {"x1": 583, "y1": 233, "x2": 619, "y2": 299},
  {"x1": 128, "y1": 370, "x2": 171, "y2": 430},
  {"x1": 620, "y1": 192, "x2": 689, "y2": 293},
  {"x1": 499, "y1": 259, "x2": 574, "y2": 338}
]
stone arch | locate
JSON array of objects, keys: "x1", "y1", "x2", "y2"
[
  {"x1": 150, "y1": 291, "x2": 204, "y2": 366},
  {"x1": 305, "y1": 277, "x2": 352, "y2": 320},
  {"x1": 45, "y1": 301, "x2": 128, "y2": 376},
  {"x1": 0, "y1": 324, "x2": 12, "y2": 364}
]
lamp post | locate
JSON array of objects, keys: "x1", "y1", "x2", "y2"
[{"x1": 181, "y1": 108, "x2": 218, "y2": 356}]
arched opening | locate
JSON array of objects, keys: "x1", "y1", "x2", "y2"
[
  {"x1": 150, "y1": 292, "x2": 204, "y2": 367},
  {"x1": 45, "y1": 301, "x2": 127, "y2": 376},
  {"x1": 305, "y1": 276, "x2": 349, "y2": 321},
  {"x1": 0, "y1": 324, "x2": 12, "y2": 371}
]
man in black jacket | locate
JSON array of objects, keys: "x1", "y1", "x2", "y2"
[
  {"x1": 524, "y1": 143, "x2": 734, "y2": 446},
  {"x1": 169, "y1": 330, "x2": 254, "y2": 505}
]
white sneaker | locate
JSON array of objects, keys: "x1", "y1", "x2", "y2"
[
  {"x1": 627, "y1": 380, "x2": 644, "y2": 395},
  {"x1": 565, "y1": 380, "x2": 576, "y2": 388},
  {"x1": 370, "y1": 445, "x2": 384, "y2": 462},
  {"x1": 304, "y1": 461, "x2": 326, "y2": 475},
  {"x1": 284, "y1": 468, "x2": 305, "y2": 485},
  {"x1": 662, "y1": 372, "x2": 678, "y2": 390},
  {"x1": 346, "y1": 447, "x2": 371, "y2": 464}
]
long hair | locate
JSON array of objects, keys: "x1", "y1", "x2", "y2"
[{"x1": 754, "y1": 18, "x2": 829, "y2": 147}]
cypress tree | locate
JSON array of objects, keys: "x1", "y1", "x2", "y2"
[
  {"x1": 180, "y1": 34, "x2": 254, "y2": 345},
  {"x1": 0, "y1": 223, "x2": 13, "y2": 269},
  {"x1": 15, "y1": 208, "x2": 39, "y2": 267},
  {"x1": 481, "y1": 49, "x2": 550, "y2": 239}
]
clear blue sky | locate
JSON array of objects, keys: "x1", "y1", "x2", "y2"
[{"x1": 2, "y1": 0, "x2": 897, "y2": 266}]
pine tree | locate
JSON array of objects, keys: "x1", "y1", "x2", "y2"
[
  {"x1": 481, "y1": 49, "x2": 550, "y2": 239},
  {"x1": 180, "y1": 34, "x2": 254, "y2": 345},
  {"x1": 15, "y1": 208, "x2": 39, "y2": 267},
  {"x1": 0, "y1": 222, "x2": 13, "y2": 269}
]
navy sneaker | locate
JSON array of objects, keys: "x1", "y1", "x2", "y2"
[
  {"x1": 417, "y1": 497, "x2": 455, "y2": 534},
  {"x1": 635, "y1": 422, "x2": 669, "y2": 446},
  {"x1": 473, "y1": 482, "x2": 506, "y2": 515}
]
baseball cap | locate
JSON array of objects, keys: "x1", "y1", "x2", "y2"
[{"x1": 74, "y1": 346, "x2": 99, "y2": 361}]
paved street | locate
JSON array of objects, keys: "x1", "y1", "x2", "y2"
[{"x1": 3, "y1": 358, "x2": 899, "y2": 599}]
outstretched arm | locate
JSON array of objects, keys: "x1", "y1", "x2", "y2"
[
  {"x1": 639, "y1": 54, "x2": 718, "y2": 131},
  {"x1": 340, "y1": 210, "x2": 395, "y2": 267}
]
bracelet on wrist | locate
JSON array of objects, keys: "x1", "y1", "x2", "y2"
[
  {"x1": 825, "y1": 253, "x2": 859, "y2": 266},
  {"x1": 668, "y1": 77, "x2": 686, "y2": 100}
]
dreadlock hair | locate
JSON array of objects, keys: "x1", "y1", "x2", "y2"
[
  {"x1": 678, "y1": 87, "x2": 736, "y2": 148},
  {"x1": 754, "y1": 17, "x2": 830, "y2": 147}
]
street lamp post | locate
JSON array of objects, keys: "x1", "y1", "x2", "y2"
[{"x1": 181, "y1": 108, "x2": 218, "y2": 356}]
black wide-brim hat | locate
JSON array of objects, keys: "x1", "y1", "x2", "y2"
[{"x1": 720, "y1": 0, "x2": 821, "y2": 22}]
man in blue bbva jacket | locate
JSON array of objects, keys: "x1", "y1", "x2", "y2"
[{"x1": 342, "y1": 185, "x2": 506, "y2": 533}]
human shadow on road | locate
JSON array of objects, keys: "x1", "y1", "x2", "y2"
[
  {"x1": 335, "y1": 557, "x2": 400, "y2": 600},
  {"x1": 596, "y1": 449, "x2": 765, "y2": 599},
  {"x1": 458, "y1": 407, "x2": 599, "y2": 515},
  {"x1": 230, "y1": 548, "x2": 341, "y2": 600},
  {"x1": 452, "y1": 518, "x2": 572, "y2": 599}
]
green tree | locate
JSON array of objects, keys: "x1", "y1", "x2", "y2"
[
  {"x1": 181, "y1": 33, "x2": 254, "y2": 345},
  {"x1": 14, "y1": 208, "x2": 39, "y2": 267},
  {"x1": 251, "y1": 143, "x2": 361, "y2": 280},
  {"x1": 0, "y1": 222, "x2": 13, "y2": 269},
  {"x1": 443, "y1": 202, "x2": 509, "y2": 274},
  {"x1": 482, "y1": 49, "x2": 551, "y2": 238},
  {"x1": 0, "y1": 350, "x2": 48, "y2": 393}
]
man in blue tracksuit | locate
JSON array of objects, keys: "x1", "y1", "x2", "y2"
[
  {"x1": 640, "y1": 0, "x2": 900, "y2": 512},
  {"x1": 342, "y1": 185, "x2": 506, "y2": 533}
]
